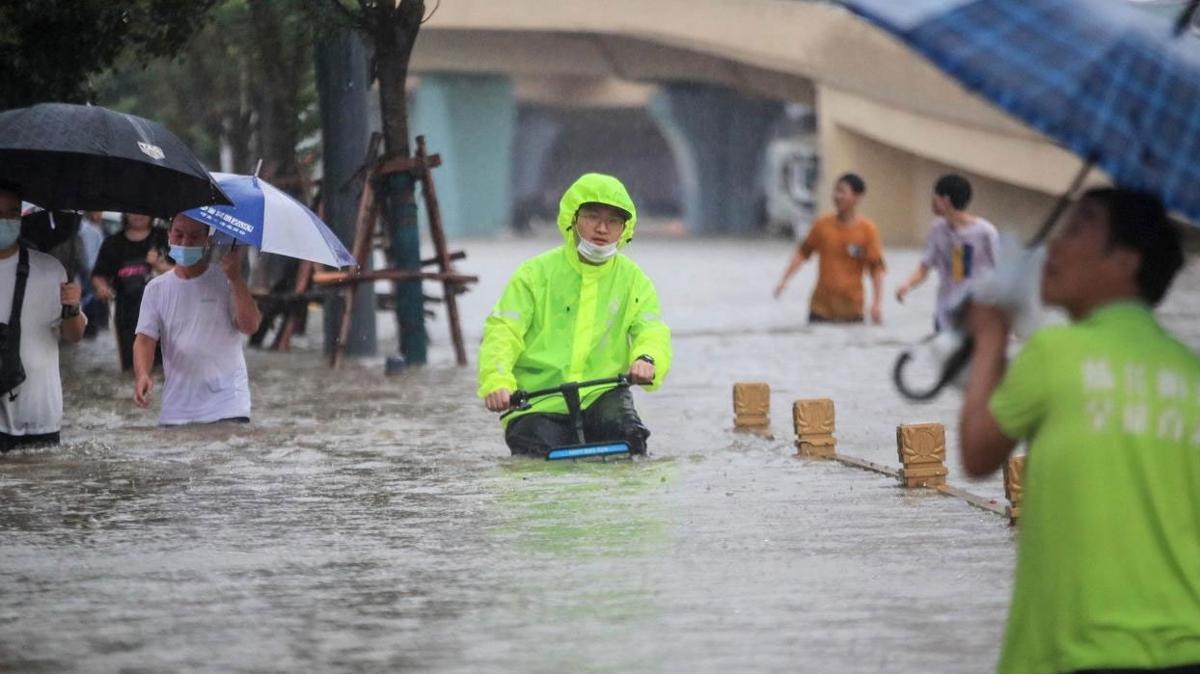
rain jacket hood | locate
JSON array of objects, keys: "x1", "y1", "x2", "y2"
[
  {"x1": 479, "y1": 174, "x2": 671, "y2": 427},
  {"x1": 557, "y1": 173, "x2": 638, "y2": 249}
]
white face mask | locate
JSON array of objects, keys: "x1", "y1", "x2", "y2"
[
  {"x1": 0, "y1": 218, "x2": 21, "y2": 248},
  {"x1": 577, "y1": 237, "x2": 618, "y2": 263}
]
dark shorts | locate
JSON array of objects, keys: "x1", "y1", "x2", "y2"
[
  {"x1": 809, "y1": 312, "x2": 863, "y2": 324},
  {"x1": 504, "y1": 386, "x2": 650, "y2": 458},
  {"x1": 0, "y1": 431, "x2": 60, "y2": 454},
  {"x1": 162, "y1": 417, "x2": 250, "y2": 428}
]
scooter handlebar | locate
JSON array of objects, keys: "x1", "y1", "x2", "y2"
[{"x1": 503, "y1": 374, "x2": 632, "y2": 415}]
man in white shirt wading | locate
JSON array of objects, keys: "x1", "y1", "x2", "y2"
[
  {"x1": 132, "y1": 214, "x2": 261, "y2": 425},
  {"x1": 0, "y1": 182, "x2": 87, "y2": 452}
]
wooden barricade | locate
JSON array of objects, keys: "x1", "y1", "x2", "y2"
[{"x1": 314, "y1": 133, "x2": 479, "y2": 368}]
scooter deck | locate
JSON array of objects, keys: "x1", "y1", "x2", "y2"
[{"x1": 546, "y1": 442, "x2": 632, "y2": 461}]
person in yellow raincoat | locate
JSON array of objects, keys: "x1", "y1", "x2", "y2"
[{"x1": 478, "y1": 173, "x2": 672, "y2": 457}]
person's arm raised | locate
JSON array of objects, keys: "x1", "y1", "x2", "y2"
[
  {"x1": 959, "y1": 305, "x2": 1019, "y2": 476},
  {"x1": 59, "y1": 282, "x2": 87, "y2": 343},
  {"x1": 221, "y1": 247, "x2": 261, "y2": 336}
]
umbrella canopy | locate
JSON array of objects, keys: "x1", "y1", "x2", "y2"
[
  {"x1": 841, "y1": 0, "x2": 1200, "y2": 224},
  {"x1": 183, "y1": 173, "x2": 354, "y2": 268},
  {"x1": 0, "y1": 103, "x2": 231, "y2": 219}
]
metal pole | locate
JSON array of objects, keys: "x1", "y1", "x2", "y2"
[{"x1": 1028, "y1": 159, "x2": 1094, "y2": 247}]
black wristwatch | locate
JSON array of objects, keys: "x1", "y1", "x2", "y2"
[
  {"x1": 61, "y1": 304, "x2": 80, "y2": 318},
  {"x1": 635, "y1": 354, "x2": 655, "y2": 366}
]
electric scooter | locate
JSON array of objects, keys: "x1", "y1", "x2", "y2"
[{"x1": 503, "y1": 375, "x2": 634, "y2": 461}]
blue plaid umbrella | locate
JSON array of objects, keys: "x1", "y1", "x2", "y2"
[{"x1": 841, "y1": 0, "x2": 1200, "y2": 229}]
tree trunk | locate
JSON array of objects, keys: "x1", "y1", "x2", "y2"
[
  {"x1": 370, "y1": 2, "x2": 427, "y2": 365},
  {"x1": 249, "y1": 0, "x2": 307, "y2": 186}
]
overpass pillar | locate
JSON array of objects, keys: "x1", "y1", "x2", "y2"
[
  {"x1": 648, "y1": 84, "x2": 782, "y2": 234},
  {"x1": 409, "y1": 74, "x2": 517, "y2": 237},
  {"x1": 511, "y1": 108, "x2": 562, "y2": 232}
]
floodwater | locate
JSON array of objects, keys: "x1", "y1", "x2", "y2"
[{"x1": 3, "y1": 235, "x2": 1198, "y2": 673}]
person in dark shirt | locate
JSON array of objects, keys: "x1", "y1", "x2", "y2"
[{"x1": 91, "y1": 214, "x2": 168, "y2": 371}]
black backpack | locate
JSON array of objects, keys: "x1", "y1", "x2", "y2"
[{"x1": 0, "y1": 245, "x2": 30, "y2": 401}]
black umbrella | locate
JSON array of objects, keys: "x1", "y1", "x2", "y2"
[{"x1": 0, "y1": 103, "x2": 231, "y2": 218}]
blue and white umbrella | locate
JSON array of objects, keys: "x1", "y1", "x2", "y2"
[
  {"x1": 841, "y1": 0, "x2": 1200, "y2": 227},
  {"x1": 183, "y1": 172, "x2": 355, "y2": 268}
]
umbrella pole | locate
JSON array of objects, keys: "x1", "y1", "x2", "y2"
[
  {"x1": 1028, "y1": 158, "x2": 1094, "y2": 247},
  {"x1": 1176, "y1": 0, "x2": 1200, "y2": 36}
]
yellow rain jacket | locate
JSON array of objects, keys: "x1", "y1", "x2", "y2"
[{"x1": 478, "y1": 173, "x2": 672, "y2": 426}]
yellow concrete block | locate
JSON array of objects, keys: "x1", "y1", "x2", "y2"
[
  {"x1": 896, "y1": 422, "x2": 948, "y2": 489},
  {"x1": 901, "y1": 477, "x2": 946, "y2": 488},
  {"x1": 733, "y1": 382, "x2": 770, "y2": 428},
  {"x1": 797, "y1": 441, "x2": 837, "y2": 458},
  {"x1": 896, "y1": 423, "x2": 947, "y2": 466},
  {"x1": 899, "y1": 463, "x2": 948, "y2": 487},
  {"x1": 900, "y1": 464, "x2": 948, "y2": 478},
  {"x1": 793, "y1": 398, "x2": 835, "y2": 436},
  {"x1": 1004, "y1": 455, "x2": 1026, "y2": 525},
  {"x1": 734, "y1": 414, "x2": 770, "y2": 429},
  {"x1": 795, "y1": 434, "x2": 834, "y2": 447}
]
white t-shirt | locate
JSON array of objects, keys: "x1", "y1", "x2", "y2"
[
  {"x1": 136, "y1": 265, "x2": 251, "y2": 425},
  {"x1": 0, "y1": 248, "x2": 67, "y2": 435}
]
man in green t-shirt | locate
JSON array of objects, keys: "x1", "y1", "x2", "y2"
[{"x1": 960, "y1": 188, "x2": 1200, "y2": 674}]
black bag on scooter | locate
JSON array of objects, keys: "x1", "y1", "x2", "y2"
[{"x1": 0, "y1": 246, "x2": 30, "y2": 400}]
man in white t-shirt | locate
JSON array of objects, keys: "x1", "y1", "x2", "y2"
[
  {"x1": 133, "y1": 214, "x2": 261, "y2": 425},
  {"x1": 896, "y1": 173, "x2": 999, "y2": 331},
  {"x1": 0, "y1": 183, "x2": 87, "y2": 452}
]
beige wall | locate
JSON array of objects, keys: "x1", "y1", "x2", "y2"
[
  {"x1": 417, "y1": 0, "x2": 1047, "y2": 138},
  {"x1": 817, "y1": 122, "x2": 916, "y2": 245},
  {"x1": 418, "y1": 0, "x2": 1109, "y2": 242},
  {"x1": 820, "y1": 123, "x2": 1061, "y2": 247},
  {"x1": 913, "y1": 162, "x2": 1060, "y2": 243}
]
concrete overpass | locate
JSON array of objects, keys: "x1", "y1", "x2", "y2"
[{"x1": 409, "y1": 0, "x2": 1093, "y2": 243}]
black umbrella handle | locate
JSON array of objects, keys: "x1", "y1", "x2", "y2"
[
  {"x1": 1176, "y1": 0, "x2": 1200, "y2": 36},
  {"x1": 61, "y1": 224, "x2": 81, "y2": 321},
  {"x1": 1029, "y1": 158, "x2": 1094, "y2": 247},
  {"x1": 893, "y1": 334, "x2": 975, "y2": 402}
]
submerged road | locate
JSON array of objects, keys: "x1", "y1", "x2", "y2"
[{"x1": 3, "y1": 234, "x2": 1197, "y2": 672}]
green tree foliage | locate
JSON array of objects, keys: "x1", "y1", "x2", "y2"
[
  {"x1": 95, "y1": 0, "x2": 318, "y2": 184},
  {"x1": 316, "y1": 0, "x2": 426, "y2": 158},
  {"x1": 0, "y1": 0, "x2": 218, "y2": 110}
]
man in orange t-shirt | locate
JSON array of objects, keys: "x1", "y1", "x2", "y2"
[{"x1": 773, "y1": 173, "x2": 886, "y2": 323}]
